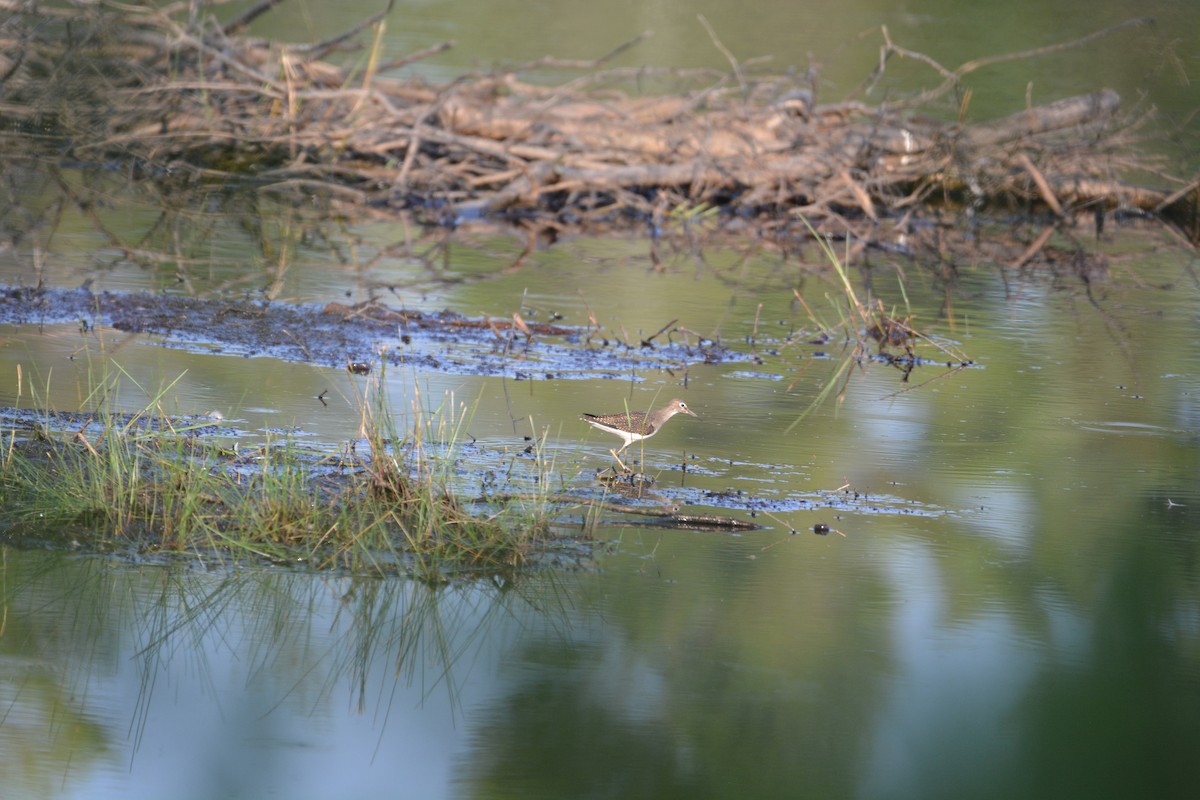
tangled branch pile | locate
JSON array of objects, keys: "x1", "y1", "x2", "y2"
[{"x1": 1, "y1": 0, "x2": 1195, "y2": 248}]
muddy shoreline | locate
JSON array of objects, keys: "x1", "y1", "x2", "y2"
[{"x1": 0, "y1": 284, "x2": 748, "y2": 379}]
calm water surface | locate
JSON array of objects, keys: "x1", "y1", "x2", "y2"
[
  {"x1": 3, "y1": 1, "x2": 1200, "y2": 798},
  {"x1": 4, "y1": 222, "x2": 1198, "y2": 798}
]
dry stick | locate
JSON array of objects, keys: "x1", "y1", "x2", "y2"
[
  {"x1": 494, "y1": 34, "x2": 660, "y2": 122},
  {"x1": 839, "y1": 170, "x2": 878, "y2": 220},
  {"x1": 0, "y1": 1, "x2": 82, "y2": 19},
  {"x1": 280, "y1": 329, "x2": 314, "y2": 361},
  {"x1": 854, "y1": 25, "x2": 940, "y2": 101},
  {"x1": 1155, "y1": 179, "x2": 1200, "y2": 214},
  {"x1": 0, "y1": 35, "x2": 24, "y2": 87},
  {"x1": 850, "y1": 24, "x2": 954, "y2": 101},
  {"x1": 1015, "y1": 152, "x2": 1064, "y2": 217},
  {"x1": 961, "y1": 91, "x2": 1121, "y2": 148},
  {"x1": 349, "y1": 18, "x2": 387, "y2": 115},
  {"x1": 165, "y1": 28, "x2": 285, "y2": 94},
  {"x1": 463, "y1": 155, "x2": 820, "y2": 215},
  {"x1": 871, "y1": 17, "x2": 1155, "y2": 110},
  {"x1": 373, "y1": 40, "x2": 456, "y2": 74},
  {"x1": 297, "y1": 0, "x2": 398, "y2": 61},
  {"x1": 791, "y1": 289, "x2": 822, "y2": 327},
  {"x1": 278, "y1": 49, "x2": 301, "y2": 160},
  {"x1": 257, "y1": 179, "x2": 369, "y2": 202},
  {"x1": 574, "y1": 29, "x2": 655, "y2": 66},
  {"x1": 697, "y1": 13, "x2": 744, "y2": 94},
  {"x1": 222, "y1": 0, "x2": 289, "y2": 36},
  {"x1": 395, "y1": 82, "x2": 471, "y2": 193},
  {"x1": 641, "y1": 318, "x2": 679, "y2": 346},
  {"x1": 901, "y1": 324, "x2": 971, "y2": 365},
  {"x1": 890, "y1": 174, "x2": 942, "y2": 209},
  {"x1": 467, "y1": 167, "x2": 526, "y2": 188},
  {"x1": 500, "y1": 494, "x2": 760, "y2": 531},
  {"x1": 543, "y1": 64, "x2": 726, "y2": 103},
  {"x1": 512, "y1": 30, "x2": 653, "y2": 72},
  {"x1": 370, "y1": 127, "x2": 539, "y2": 166}
]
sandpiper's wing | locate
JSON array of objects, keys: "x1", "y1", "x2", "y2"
[{"x1": 582, "y1": 410, "x2": 647, "y2": 431}]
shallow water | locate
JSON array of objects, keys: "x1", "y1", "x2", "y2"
[
  {"x1": 4, "y1": 215, "x2": 1199, "y2": 798},
  {"x1": 4, "y1": 0, "x2": 1200, "y2": 798}
]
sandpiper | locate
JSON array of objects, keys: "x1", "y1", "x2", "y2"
[{"x1": 581, "y1": 398, "x2": 699, "y2": 472}]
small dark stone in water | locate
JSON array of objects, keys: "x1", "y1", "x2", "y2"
[
  {"x1": 347, "y1": 362, "x2": 371, "y2": 375},
  {"x1": 813, "y1": 523, "x2": 831, "y2": 535}
]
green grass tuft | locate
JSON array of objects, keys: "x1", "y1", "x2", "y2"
[{"x1": 0, "y1": 361, "x2": 550, "y2": 577}]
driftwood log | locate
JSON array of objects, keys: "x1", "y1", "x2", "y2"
[{"x1": 0, "y1": 0, "x2": 1195, "y2": 251}]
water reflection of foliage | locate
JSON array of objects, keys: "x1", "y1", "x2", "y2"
[
  {"x1": 1, "y1": 159, "x2": 372, "y2": 298},
  {"x1": 0, "y1": 551, "x2": 118, "y2": 795},
  {"x1": 0, "y1": 550, "x2": 573, "y2": 769},
  {"x1": 2, "y1": 155, "x2": 556, "y2": 302}
]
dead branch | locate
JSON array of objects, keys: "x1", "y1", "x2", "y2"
[
  {"x1": 512, "y1": 494, "x2": 761, "y2": 531},
  {"x1": 860, "y1": 17, "x2": 1157, "y2": 110},
  {"x1": 0, "y1": 1, "x2": 1194, "y2": 251}
]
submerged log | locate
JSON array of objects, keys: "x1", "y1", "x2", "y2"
[{"x1": 0, "y1": 1, "x2": 1195, "y2": 248}]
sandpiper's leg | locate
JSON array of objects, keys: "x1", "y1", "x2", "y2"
[{"x1": 609, "y1": 448, "x2": 631, "y2": 473}]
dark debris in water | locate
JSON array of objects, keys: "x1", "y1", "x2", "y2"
[
  {"x1": 684, "y1": 484, "x2": 946, "y2": 518},
  {"x1": 0, "y1": 286, "x2": 752, "y2": 378},
  {"x1": 0, "y1": 406, "x2": 227, "y2": 439},
  {"x1": 561, "y1": 466, "x2": 948, "y2": 535}
]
